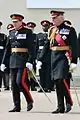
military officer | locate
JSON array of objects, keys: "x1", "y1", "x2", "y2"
[
  {"x1": 26, "y1": 22, "x2": 38, "y2": 91},
  {"x1": 1, "y1": 14, "x2": 34, "y2": 112},
  {"x1": 36, "y1": 10, "x2": 77, "y2": 113},
  {"x1": 37, "y1": 20, "x2": 53, "y2": 92},
  {"x1": 3, "y1": 24, "x2": 15, "y2": 91},
  {"x1": 0, "y1": 21, "x2": 8, "y2": 91}
]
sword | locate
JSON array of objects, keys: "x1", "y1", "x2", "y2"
[{"x1": 31, "y1": 69, "x2": 53, "y2": 104}]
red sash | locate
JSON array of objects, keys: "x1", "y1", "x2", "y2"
[{"x1": 55, "y1": 33, "x2": 72, "y2": 60}]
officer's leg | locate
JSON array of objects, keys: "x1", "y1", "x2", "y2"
[
  {"x1": 64, "y1": 77, "x2": 70, "y2": 105},
  {"x1": 38, "y1": 65, "x2": 45, "y2": 92},
  {"x1": 30, "y1": 62, "x2": 37, "y2": 91},
  {"x1": 50, "y1": 80, "x2": 55, "y2": 91},
  {"x1": 52, "y1": 79, "x2": 65, "y2": 114},
  {"x1": 16, "y1": 68, "x2": 33, "y2": 111},
  {"x1": 4, "y1": 72, "x2": 10, "y2": 90},
  {"x1": 30, "y1": 78, "x2": 37, "y2": 91},
  {"x1": 44, "y1": 65, "x2": 51, "y2": 92},
  {"x1": 26, "y1": 76, "x2": 30, "y2": 90},
  {"x1": 45, "y1": 63, "x2": 55, "y2": 91},
  {"x1": 9, "y1": 68, "x2": 21, "y2": 112},
  {"x1": 2, "y1": 72, "x2": 6, "y2": 88},
  {"x1": 63, "y1": 79, "x2": 73, "y2": 113}
]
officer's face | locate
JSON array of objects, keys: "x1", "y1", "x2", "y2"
[
  {"x1": 51, "y1": 15, "x2": 64, "y2": 26},
  {"x1": 42, "y1": 25, "x2": 50, "y2": 32},
  {"x1": 12, "y1": 20, "x2": 22, "y2": 29}
]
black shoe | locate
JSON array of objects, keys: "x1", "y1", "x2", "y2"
[
  {"x1": 4, "y1": 87, "x2": 10, "y2": 91},
  {"x1": 52, "y1": 108, "x2": 64, "y2": 114},
  {"x1": 9, "y1": 107, "x2": 20, "y2": 112},
  {"x1": 38, "y1": 89, "x2": 43, "y2": 93},
  {"x1": 27, "y1": 102, "x2": 33, "y2": 111},
  {"x1": 65, "y1": 104, "x2": 72, "y2": 113}
]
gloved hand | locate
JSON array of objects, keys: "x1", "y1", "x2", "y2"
[
  {"x1": 0, "y1": 64, "x2": 6, "y2": 72},
  {"x1": 26, "y1": 62, "x2": 33, "y2": 71},
  {"x1": 35, "y1": 59, "x2": 38, "y2": 64},
  {"x1": 36, "y1": 61, "x2": 42, "y2": 69},
  {"x1": 70, "y1": 63, "x2": 77, "y2": 72}
]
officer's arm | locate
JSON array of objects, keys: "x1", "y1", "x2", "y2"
[
  {"x1": 27, "y1": 29, "x2": 34, "y2": 64},
  {"x1": 77, "y1": 33, "x2": 80, "y2": 58},
  {"x1": 35, "y1": 35, "x2": 39, "y2": 59},
  {"x1": 38, "y1": 39, "x2": 50, "y2": 62},
  {"x1": 2, "y1": 36, "x2": 11, "y2": 64},
  {"x1": 3, "y1": 34, "x2": 7, "y2": 48},
  {"x1": 69, "y1": 27, "x2": 78, "y2": 64}
]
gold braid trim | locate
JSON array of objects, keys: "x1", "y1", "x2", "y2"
[
  {"x1": 27, "y1": 69, "x2": 35, "y2": 80},
  {"x1": 48, "y1": 26, "x2": 58, "y2": 47}
]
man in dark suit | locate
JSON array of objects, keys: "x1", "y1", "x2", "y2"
[
  {"x1": 37, "y1": 20, "x2": 53, "y2": 92},
  {"x1": 1, "y1": 14, "x2": 34, "y2": 112},
  {"x1": 26, "y1": 22, "x2": 38, "y2": 91},
  {"x1": 0, "y1": 21, "x2": 8, "y2": 91},
  {"x1": 36, "y1": 10, "x2": 77, "y2": 113}
]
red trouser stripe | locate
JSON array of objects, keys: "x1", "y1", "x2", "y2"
[
  {"x1": 21, "y1": 68, "x2": 33, "y2": 101},
  {"x1": 63, "y1": 79, "x2": 73, "y2": 105}
]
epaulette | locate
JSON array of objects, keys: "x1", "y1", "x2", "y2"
[
  {"x1": 48, "y1": 26, "x2": 57, "y2": 39},
  {"x1": 64, "y1": 23, "x2": 72, "y2": 27},
  {"x1": 64, "y1": 20, "x2": 72, "y2": 27}
]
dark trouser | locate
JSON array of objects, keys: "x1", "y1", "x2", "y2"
[
  {"x1": 30, "y1": 61, "x2": 37, "y2": 89},
  {"x1": 3, "y1": 71, "x2": 10, "y2": 88},
  {"x1": 39, "y1": 63, "x2": 52, "y2": 89},
  {"x1": 64, "y1": 77, "x2": 71, "y2": 106},
  {"x1": 0, "y1": 70, "x2": 6, "y2": 88},
  {"x1": 55, "y1": 79, "x2": 73, "y2": 111},
  {"x1": 10, "y1": 68, "x2": 33, "y2": 109},
  {"x1": 30, "y1": 78, "x2": 36, "y2": 90}
]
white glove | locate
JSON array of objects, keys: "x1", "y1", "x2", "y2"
[
  {"x1": 0, "y1": 64, "x2": 6, "y2": 72},
  {"x1": 70, "y1": 63, "x2": 77, "y2": 72},
  {"x1": 36, "y1": 61, "x2": 42, "y2": 69},
  {"x1": 26, "y1": 62, "x2": 33, "y2": 71},
  {"x1": 35, "y1": 59, "x2": 38, "y2": 64}
]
